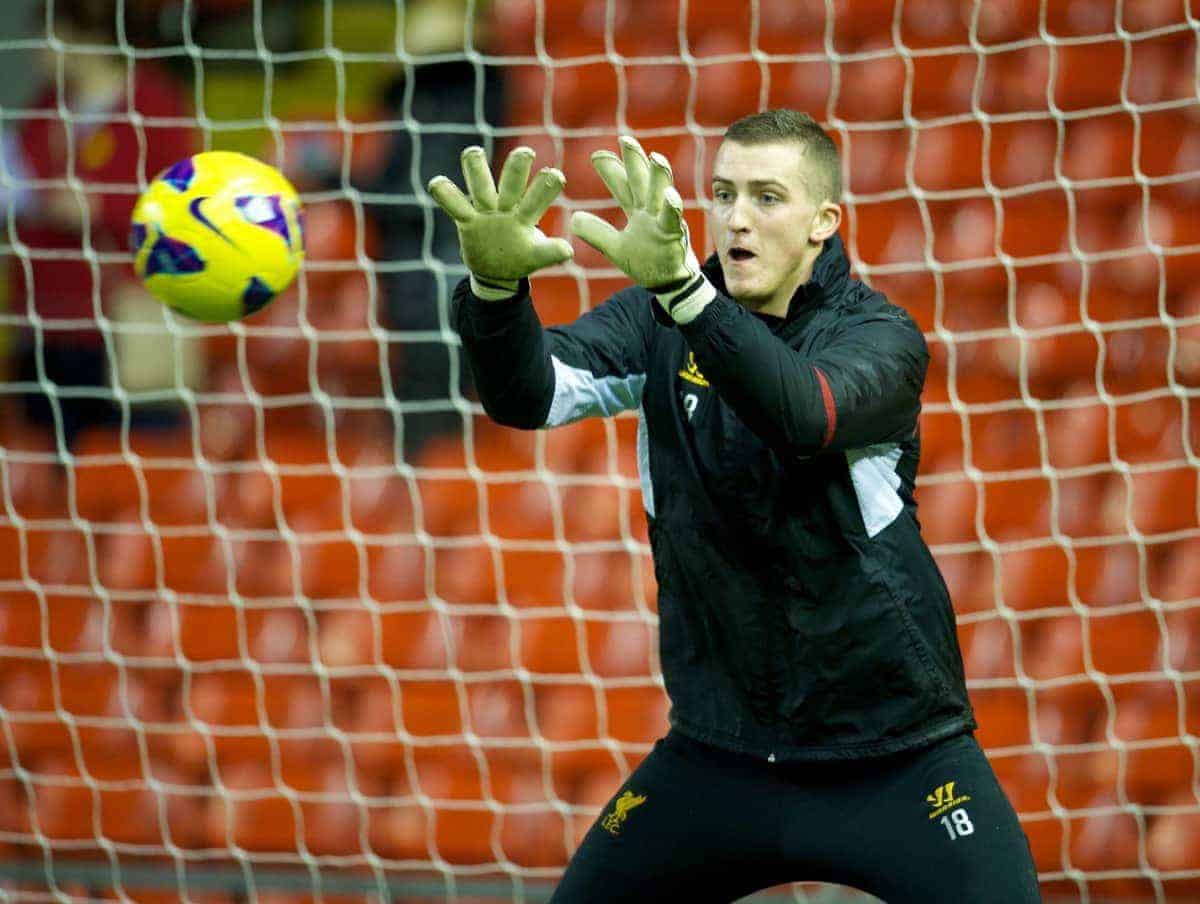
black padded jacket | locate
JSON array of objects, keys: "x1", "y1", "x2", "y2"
[{"x1": 451, "y1": 234, "x2": 975, "y2": 762}]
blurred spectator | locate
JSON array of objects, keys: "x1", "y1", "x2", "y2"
[
  {"x1": 4, "y1": 1, "x2": 196, "y2": 446},
  {"x1": 361, "y1": 0, "x2": 506, "y2": 459}
]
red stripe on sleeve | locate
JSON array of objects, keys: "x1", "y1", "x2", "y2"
[{"x1": 813, "y1": 366, "x2": 837, "y2": 449}]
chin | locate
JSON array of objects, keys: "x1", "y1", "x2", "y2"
[{"x1": 726, "y1": 280, "x2": 768, "y2": 307}]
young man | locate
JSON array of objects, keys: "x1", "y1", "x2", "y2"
[{"x1": 429, "y1": 110, "x2": 1041, "y2": 903}]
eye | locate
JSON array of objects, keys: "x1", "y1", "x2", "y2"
[
  {"x1": 760, "y1": 192, "x2": 781, "y2": 205},
  {"x1": 713, "y1": 188, "x2": 733, "y2": 203}
]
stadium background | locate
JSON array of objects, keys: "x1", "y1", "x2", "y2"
[{"x1": 0, "y1": 0, "x2": 1199, "y2": 901}]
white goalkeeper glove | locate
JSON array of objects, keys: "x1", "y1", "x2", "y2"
[
  {"x1": 569, "y1": 136, "x2": 715, "y2": 324},
  {"x1": 428, "y1": 145, "x2": 573, "y2": 300}
]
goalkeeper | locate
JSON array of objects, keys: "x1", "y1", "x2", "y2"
[{"x1": 429, "y1": 109, "x2": 1041, "y2": 903}]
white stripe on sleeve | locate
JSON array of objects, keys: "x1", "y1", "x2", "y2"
[
  {"x1": 846, "y1": 443, "x2": 904, "y2": 538},
  {"x1": 545, "y1": 355, "x2": 646, "y2": 427}
]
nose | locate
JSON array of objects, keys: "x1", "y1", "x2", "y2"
[{"x1": 725, "y1": 194, "x2": 754, "y2": 233}]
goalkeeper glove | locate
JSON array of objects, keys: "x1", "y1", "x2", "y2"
[
  {"x1": 569, "y1": 136, "x2": 715, "y2": 324},
  {"x1": 428, "y1": 145, "x2": 573, "y2": 300}
]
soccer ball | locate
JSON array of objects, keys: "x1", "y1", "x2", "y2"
[{"x1": 130, "y1": 151, "x2": 305, "y2": 322}]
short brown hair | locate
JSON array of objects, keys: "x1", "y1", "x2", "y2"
[{"x1": 723, "y1": 109, "x2": 842, "y2": 202}]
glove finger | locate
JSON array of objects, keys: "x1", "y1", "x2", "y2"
[
  {"x1": 461, "y1": 146, "x2": 499, "y2": 212},
  {"x1": 619, "y1": 135, "x2": 651, "y2": 208},
  {"x1": 517, "y1": 167, "x2": 566, "y2": 225},
  {"x1": 646, "y1": 151, "x2": 674, "y2": 217},
  {"x1": 496, "y1": 146, "x2": 535, "y2": 212},
  {"x1": 569, "y1": 210, "x2": 623, "y2": 260},
  {"x1": 530, "y1": 236, "x2": 575, "y2": 270},
  {"x1": 427, "y1": 176, "x2": 476, "y2": 223},
  {"x1": 658, "y1": 186, "x2": 686, "y2": 236},
  {"x1": 591, "y1": 151, "x2": 635, "y2": 213}
]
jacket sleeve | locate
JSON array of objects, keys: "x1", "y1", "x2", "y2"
[
  {"x1": 451, "y1": 277, "x2": 652, "y2": 429},
  {"x1": 678, "y1": 292, "x2": 928, "y2": 457}
]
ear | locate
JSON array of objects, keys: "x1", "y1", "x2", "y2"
[{"x1": 810, "y1": 201, "x2": 842, "y2": 243}]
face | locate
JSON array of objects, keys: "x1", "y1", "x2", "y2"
[{"x1": 709, "y1": 140, "x2": 841, "y2": 317}]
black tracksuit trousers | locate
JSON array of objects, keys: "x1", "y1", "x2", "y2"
[{"x1": 549, "y1": 729, "x2": 1041, "y2": 903}]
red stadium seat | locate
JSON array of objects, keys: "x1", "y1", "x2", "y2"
[
  {"x1": 488, "y1": 478, "x2": 556, "y2": 542},
  {"x1": 982, "y1": 43, "x2": 1051, "y2": 114},
  {"x1": 980, "y1": 476, "x2": 1052, "y2": 542},
  {"x1": 909, "y1": 52, "x2": 980, "y2": 118},
  {"x1": 466, "y1": 679, "x2": 530, "y2": 740},
  {"x1": 318, "y1": 607, "x2": 446, "y2": 671},
  {"x1": 1068, "y1": 792, "x2": 1144, "y2": 892},
  {"x1": 202, "y1": 760, "x2": 299, "y2": 852},
  {"x1": 301, "y1": 759, "x2": 374, "y2": 858},
  {"x1": 526, "y1": 275, "x2": 591, "y2": 328},
  {"x1": 1148, "y1": 789, "x2": 1200, "y2": 897},
  {"x1": 1053, "y1": 41, "x2": 1125, "y2": 112},
  {"x1": 1044, "y1": 387, "x2": 1111, "y2": 471},
  {"x1": 691, "y1": 37, "x2": 763, "y2": 128},
  {"x1": 605, "y1": 684, "x2": 669, "y2": 745},
  {"x1": 835, "y1": 43, "x2": 906, "y2": 122},
  {"x1": 764, "y1": 57, "x2": 833, "y2": 120},
  {"x1": 969, "y1": 686, "x2": 1031, "y2": 749},
  {"x1": 958, "y1": 616, "x2": 1016, "y2": 681},
  {"x1": 916, "y1": 407, "x2": 966, "y2": 476},
  {"x1": 967, "y1": 408, "x2": 1043, "y2": 473},
  {"x1": 569, "y1": 549, "x2": 646, "y2": 612},
  {"x1": 25, "y1": 755, "x2": 99, "y2": 842},
  {"x1": 332, "y1": 676, "x2": 404, "y2": 779},
  {"x1": 556, "y1": 61, "x2": 622, "y2": 129},
  {"x1": 988, "y1": 121, "x2": 1058, "y2": 192},
  {"x1": 363, "y1": 539, "x2": 427, "y2": 605},
  {"x1": 913, "y1": 122, "x2": 984, "y2": 192},
  {"x1": 936, "y1": 549, "x2": 980, "y2": 612},
  {"x1": 588, "y1": 618, "x2": 656, "y2": 679},
  {"x1": 795, "y1": 0, "x2": 883, "y2": 48},
  {"x1": 1075, "y1": 543, "x2": 1143, "y2": 610},
  {"x1": 993, "y1": 543, "x2": 1072, "y2": 612},
  {"x1": 1102, "y1": 466, "x2": 1198, "y2": 538},
  {"x1": 448, "y1": 612, "x2": 515, "y2": 673},
  {"x1": 1149, "y1": 537, "x2": 1200, "y2": 609},
  {"x1": 536, "y1": 683, "x2": 602, "y2": 746},
  {"x1": 518, "y1": 615, "x2": 585, "y2": 676},
  {"x1": 3, "y1": 444, "x2": 66, "y2": 522},
  {"x1": 1086, "y1": 682, "x2": 1195, "y2": 804},
  {"x1": 498, "y1": 766, "x2": 571, "y2": 867},
  {"x1": 413, "y1": 745, "x2": 495, "y2": 865},
  {"x1": 1111, "y1": 394, "x2": 1185, "y2": 464},
  {"x1": 915, "y1": 478, "x2": 977, "y2": 547},
  {"x1": 840, "y1": 127, "x2": 907, "y2": 198},
  {"x1": 8, "y1": 524, "x2": 91, "y2": 588},
  {"x1": 1023, "y1": 615, "x2": 1086, "y2": 686},
  {"x1": 973, "y1": 0, "x2": 1041, "y2": 45},
  {"x1": 500, "y1": 547, "x2": 569, "y2": 609},
  {"x1": 433, "y1": 542, "x2": 498, "y2": 607},
  {"x1": 1063, "y1": 114, "x2": 1139, "y2": 210}
]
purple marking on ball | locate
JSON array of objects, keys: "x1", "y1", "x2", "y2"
[
  {"x1": 161, "y1": 157, "x2": 196, "y2": 192},
  {"x1": 242, "y1": 275, "x2": 275, "y2": 314},
  {"x1": 144, "y1": 234, "x2": 204, "y2": 277},
  {"x1": 129, "y1": 222, "x2": 147, "y2": 252},
  {"x1": 235, "y1": 194, "x2": 290, "y2": 244},
  {"x1": 296, "y1": 208, "x2": 306, "y2": 252}
]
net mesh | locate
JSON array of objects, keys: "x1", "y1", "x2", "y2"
[{"x1": 0, "y1": 0, "x2": 1198, "y2": 901}]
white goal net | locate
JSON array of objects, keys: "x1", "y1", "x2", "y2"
[{"x1": 0, "y1": 0, "x2": 1198, "y2": 902}]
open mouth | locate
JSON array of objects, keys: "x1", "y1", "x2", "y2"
[{"x1": 728, "y1": 248, "x2": 755, "y2": 262}]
